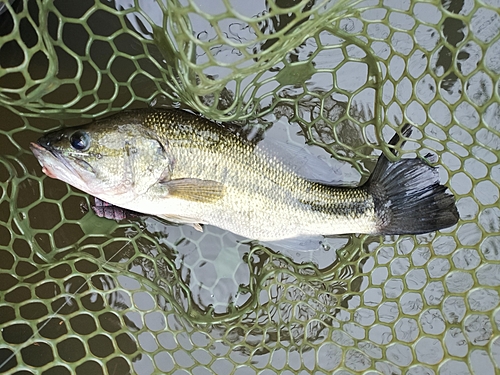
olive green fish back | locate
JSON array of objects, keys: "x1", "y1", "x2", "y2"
[{"x1": 1, "y1": 0, "x2": 500, "y2": 374}]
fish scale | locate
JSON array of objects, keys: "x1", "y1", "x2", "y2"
[{"x1": 142, "y1": 110, "x2": 377, "y2": 239}]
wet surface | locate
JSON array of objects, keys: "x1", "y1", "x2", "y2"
[{"x1": 1, "y1": 0, "x2": 500, "y2": 374}]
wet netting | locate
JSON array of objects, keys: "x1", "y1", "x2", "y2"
[{"x1": 1, "y1": 0, "x2": 500, "y2": 374}]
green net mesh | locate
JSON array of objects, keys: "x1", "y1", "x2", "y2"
[{"x1": 1, "y1": 0, "x2": 500, "y2": 373}]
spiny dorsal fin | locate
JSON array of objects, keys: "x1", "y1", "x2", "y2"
[{"x1": 160, "y1": 178, "x2": 225, "y2": 203}]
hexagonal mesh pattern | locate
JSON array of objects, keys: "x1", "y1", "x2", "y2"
[{"x1": 1, "y1": 0, "x2": 500, "y2": 374}]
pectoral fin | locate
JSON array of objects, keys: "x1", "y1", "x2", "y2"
[{"x1": 160, "y1": 178, "x2": 225, "y2": 203}]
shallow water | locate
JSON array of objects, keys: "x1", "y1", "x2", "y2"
[{"x1": 1, "y1": 0, "x2": 500, "y2": 374}]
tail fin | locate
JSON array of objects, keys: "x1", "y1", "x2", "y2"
[{"x1": 366, "y1": 124, "x2": 459, "y2": 235}]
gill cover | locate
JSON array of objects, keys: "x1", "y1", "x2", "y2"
[{"x1": 33, "y1": 112, "x2": 174, "y2": 199}]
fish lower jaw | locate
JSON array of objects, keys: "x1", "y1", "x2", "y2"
[{"x1": 41, "y1": 166, "x2": 57, "y2": 179}]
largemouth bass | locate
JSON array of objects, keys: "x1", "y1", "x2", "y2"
[{"x1": 30, "y1": 109, "x2": 459, "y2": 242}]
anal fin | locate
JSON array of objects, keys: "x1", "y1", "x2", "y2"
[{"x1": 192, "y1": 223, "x2": 203, "y2": 232}]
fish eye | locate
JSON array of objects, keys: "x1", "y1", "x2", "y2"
[{"x1": 70, "y1": 131, "x2": 90, "y2": 151}]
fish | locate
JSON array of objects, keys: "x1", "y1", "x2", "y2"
[{"x1": 30, "y1": 108, "x2": 459, "y2": 244}]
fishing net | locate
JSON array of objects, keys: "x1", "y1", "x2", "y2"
[{"x1": 1, "y1": 0, "x2": 499, "y2": 373}]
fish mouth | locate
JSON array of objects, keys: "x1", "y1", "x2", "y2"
[
  {"x1": 30, "y1": 142, "x2": 60, "y2": 178},
  {"x1": 30, "y1": 141, "x2": 94, "y2": 180}
]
